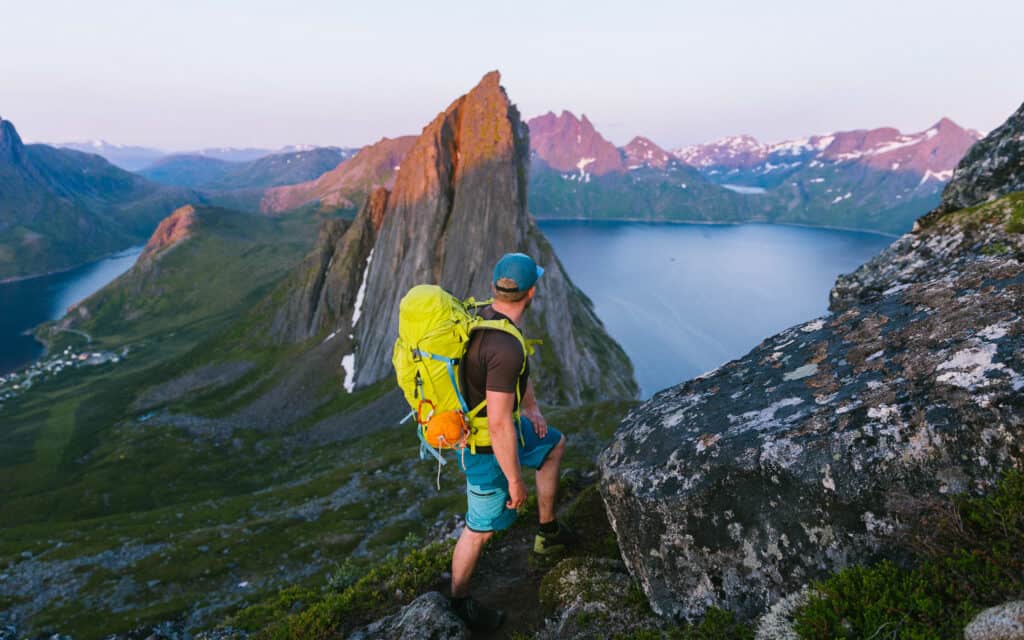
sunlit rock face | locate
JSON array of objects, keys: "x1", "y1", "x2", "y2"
[
  {"x1": 598, "y1": 102, "x2": 1024, "y2": 622},
  {"x1": 349, "y1": 71, "x2": 637, "y2": 404}
]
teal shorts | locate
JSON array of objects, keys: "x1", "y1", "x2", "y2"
[{"x1": 459, "y1": 416, "x2": 563, "y2": 533}]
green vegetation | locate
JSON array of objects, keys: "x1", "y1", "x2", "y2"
[
  {"x1": 231, "y1": 540, "x2": 454, "y2": 639},
  {"x1": 930, "y1": 191, "x2": 1024, "y2": 233},
  {"x1": 1007, "y1": 195, "x2": 1024, "y2": 233},
  {"x1": 982, "y1": 241, "x2": 1011, "y2": 255},
  {"x1": 793, "y1": 471, "x2": 1024, "y2": 639}
]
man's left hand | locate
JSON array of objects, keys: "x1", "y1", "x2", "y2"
[{"x1": 526, "y1": 410, "x2": 548, "y2": 438}]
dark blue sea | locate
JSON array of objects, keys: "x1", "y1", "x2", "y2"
[
  {"x1": 0, "y1": 248, "x2": 142, "y2": 375},
  {"x1": 538, "y1": 221, "x2": 893, "y2": 397}
]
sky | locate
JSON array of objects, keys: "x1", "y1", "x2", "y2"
[{"x1": 2, "y1": 0, "x2": 1023, "y2": 151}]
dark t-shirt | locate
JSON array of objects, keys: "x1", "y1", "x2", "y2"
[{"x1": 460, "y1": 306, "x2": 529, "y2": 418}]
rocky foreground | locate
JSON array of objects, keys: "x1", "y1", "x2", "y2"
[{"x1": 599, "y1": 99, "x2": 1024, "y2": 623}]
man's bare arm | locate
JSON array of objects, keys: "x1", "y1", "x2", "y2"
[
  {"x1": 486, "y1": 389, "x2": 527, "y2": 509},
  {"x1": 520, "y1": 380, "x2": 547, "y2": 438}
]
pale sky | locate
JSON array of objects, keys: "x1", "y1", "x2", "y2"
[{"x1": 3, "y1": 0, "x2": 1022, "y2": 151}]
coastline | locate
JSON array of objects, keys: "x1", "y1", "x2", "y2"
[
  {"x1": 533, "y1": 215, "x2": 902, "y2": 239},
  {"x1": 0, "y1": 245, "x2": 145, "y2": 284}
]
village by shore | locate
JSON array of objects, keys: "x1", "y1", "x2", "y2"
[{"x1": 0, "y1": 346, "x2": 129, "y2": 406}]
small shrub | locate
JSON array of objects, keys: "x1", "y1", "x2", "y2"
[
  {"x1": 324, "y1": 557, "x2": 362, "y2": 592},
  {"x1": 1007, "y1": 203, "x2": 1024, "y2": 233},
  {"x1": 982, "y1": 241, "x2": 1011, "y2": 255},
  {"x1": 793, "y1": 471, "x2": 1024, "y2": 639},
  {"x1": 245, "y1": 539, "x2": 453, "y2": 639},
  {"x1": 671, "y1": 608, "x2": 755, "y2": 640}
]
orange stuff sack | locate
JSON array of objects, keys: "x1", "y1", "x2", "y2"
[{"x1": 425, "y1": 410, "x2": 468, "y2": 449}]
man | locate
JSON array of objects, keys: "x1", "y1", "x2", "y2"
[{"x1": 449, "y1": 252, "x2": 576, "y2": 631}]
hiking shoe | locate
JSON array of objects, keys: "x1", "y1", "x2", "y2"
[
  {"x1": 533, "y1": 520, "x2": 578, "y2": 556},
  {"x1": 450, "y1": 595, "x2": 505, "y2": 632}
]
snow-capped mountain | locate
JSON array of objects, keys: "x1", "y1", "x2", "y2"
[
  {"x1": 524, "y1": 110, "x2": 981, "y2": 235},
  {"x1": 56, "y1": 140, "x2": 167, "y2": 171},
  {"x1": 674, "y1": 119, "x2": 980, "y2": 188},
  {"x1": 622, "y1": 136, "x2": 678, "y2": 171},
  {"x1": 527, "y1": 111, "x2": 624, "y2": 180}
]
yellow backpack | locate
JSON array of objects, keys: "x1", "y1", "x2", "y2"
[{"x1": 392, "y1": 285, "x2": 534, "y2": 468}]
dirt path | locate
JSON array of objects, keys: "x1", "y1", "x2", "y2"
[
  {"x1": 460, "y1": 480, "x2": 590, "y2": 639},
  {"x1": 469, "y1": 524, "x2": 547, "y2": 639}
]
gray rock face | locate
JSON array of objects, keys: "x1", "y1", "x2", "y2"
[
  {"x1": 351, "y1": 71, "x2": 637, "y2": 404},
  {"x1": 598, "y1": 194, "x2": 1024, "y2": 620},
  {"x1": 270, "y1": 188, "x2": 384, "y2": 344},
  {"x1": 964, "y1": 601, "x2": 1024, "y2": 640},
  {"x1": 351, "y1": 591, "x2": 468, "y2": 640},
  {"x1": 933, "y1": 99, "x2": 1024, "y2": 217}
]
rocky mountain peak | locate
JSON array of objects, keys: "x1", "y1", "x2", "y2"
[
  {"x1": 527, "y1": 109, "x2": 624, "y2": 176},
  {"x1": 674, "y1": 134, "x2": 767, "y2": 169},
  {"x1": 676, "y1": 121, "x2": 978, "y2": 178},
  {"x1": 349, "y1": 71, "x2": 637, "y2": 403},
  {"x1": 0, "y1": 116, "x2": 24, "y2": 162},
  {"x1": 260, "y1": 135, "x2": 415, "y2": 214},
  {"x1": 622, "y1": 136, "x2": 675, "y2": 170},
  {"x1": 139, "y1": 205, "x2": 198, "y2": 261}
]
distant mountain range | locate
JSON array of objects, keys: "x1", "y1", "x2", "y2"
[
  {"x1": 54, "y1": 140, "x2": 166, "y2": 171},
  {"x1": 0, "y1": 118, "x2": 195, "y2": 280},
  {"x1": 55, "y1": 140, "x2": 348, "y2": 171},
  {"x1": 525, "y1": 110, "x2": 982, "y2": 234},
  {"x1": 139, "y1": 147, "x2": 354, "y2": 191},
  {"x1": 5, "y1": 106, "x2": 979, "y2": 281},
  {"x1": 260, "y1": 136, "x2": 416, "y2": 214}
]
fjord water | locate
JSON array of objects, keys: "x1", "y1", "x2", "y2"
[
  {"x1": 0, "y1": 247, "x2": 142, "y2": 375},
  {"x1": 539, "y1": 221, "x2": 892, "y2": 397}
]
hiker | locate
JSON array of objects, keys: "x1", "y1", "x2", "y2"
[{"x1": 448, "y1": 252, "x2": 576, "y2": 631}]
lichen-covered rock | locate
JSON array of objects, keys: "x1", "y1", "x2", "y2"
[
  {"x1": 599, "y1": 188, "x2": 1023, "y2": 620},
  {"x1": 964, "y1": 601, "x2": 1024, "y2": 640},
  {"x1": 831, "y1": 191, "x2": 1024, "y2": 313},
  {"x1": 752, "y1": 588, "x2": 808, "y2": 640},
  {"x1": 832, "y1": 98, "x2": 1024, "y2": 312},
  {"x1": 350, "y1": 591, "x2": 468, "y2": 640},
  {"x1": 535, "y1": 557, "x2": 660, "y2": 639}
]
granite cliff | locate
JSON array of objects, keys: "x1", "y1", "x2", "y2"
[{"x1": 599, "y1": 100, "x2": 1024, "y2": 622}]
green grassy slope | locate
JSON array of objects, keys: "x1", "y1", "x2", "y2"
[{"x1": 0, "y1": 143, "x2": 198, "y2": 280}]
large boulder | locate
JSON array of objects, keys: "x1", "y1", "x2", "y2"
[{"x1": 598, "y1": 101, "x2": 1024, "y2": 621}]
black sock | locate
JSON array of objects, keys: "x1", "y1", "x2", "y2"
[
  {"x1": 539, "y1": 520, "x2": 558, "y2": 534},
  {"x1": 451, "y1": 595, "x2": 468, "y2": 604}
]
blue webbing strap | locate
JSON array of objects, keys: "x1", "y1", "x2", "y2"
[
  {"x1": 413, "y1": 349, "x2": 470, "y2": 413},
  {"x1": 417, "y1": 426, "x2": 447, "y2": 465}
]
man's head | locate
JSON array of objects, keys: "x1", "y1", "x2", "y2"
[{"x1": 492, "y1": 252, "x2": 544, "y2": 303}]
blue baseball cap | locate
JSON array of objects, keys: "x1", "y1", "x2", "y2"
[{"x1": 493, "y1": 252, "x2": 544, "y2": 292}]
